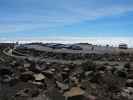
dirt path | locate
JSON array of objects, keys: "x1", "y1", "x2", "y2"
[
  {"x1": 3, "y1": 48, "x2": 131, "y2": 65},
  {"x1": 3, "y1": 48, "x2": 86, "y2": 64}
]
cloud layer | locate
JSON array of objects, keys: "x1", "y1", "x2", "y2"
[{"x1": 1, "y1": 37, "x2": 133, "y2": 47}]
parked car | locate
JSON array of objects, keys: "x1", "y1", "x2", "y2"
[
  {"x1": 45, "y1": 43, "x2": 65, "y2": 49},
  {"x1": 68, "y1": 45, "x2": 83, "y2": 50}
]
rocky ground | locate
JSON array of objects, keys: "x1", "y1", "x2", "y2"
[{"x1": 0, "y1": 43, "x2": 133, "y2": 100}]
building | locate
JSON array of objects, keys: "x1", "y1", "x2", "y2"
[{"x1": 119, "y1": 43, "x2": 128, "y2": 49}]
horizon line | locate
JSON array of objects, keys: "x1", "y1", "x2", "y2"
[{"x1": 0, "y1": 37, "x2": 133, "y2": 47}]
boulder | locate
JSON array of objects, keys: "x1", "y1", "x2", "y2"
[
  {"x1": 31, "y1": 89, "x2": 40, "y2": 97},
  {"x1": 17, "y1": 66, "x2": 25, "y2": 72},
  {"x1": 50, "y1": 68, "x2": 56, "y2": 72},
  {"x1": 84, "y1": 71, "x2": 93, "y2": 77},
  {"x1": 61, "y1": 72, "x2": 69, "y2": 80},
  {"x1": 126, "y1": 79, "x2": 133, "y2": 87},
  {"x1": 30, "y1": 81, "x2": 44, "y2": 88},
  {"x1": 29, "y1": 65, "x2": 42, "y2": 73},
  {"x1": 16, "y1": 88, "x2": 39, "y2": 97},
  {"x1": 2, "y1": 75, "x2": 12, "y2": 83},
  {"x1": 105, "y1": 66, "x2": 113, "y2": 71},
  {"x1": 28, "y1": 94, "x2": 50, "y2": 100},
  {"x1": 63, "y1": 67, "x2": 70, "y2": 72},
  {"x1": 69, "y1": 76, "x2": 79, "y2": 85},
  {"x1": 86, "y1": 95, "x2": 97, "y2": 100},
  {"x1": 127, "y1": 73, "x2": 133, "y2": 79},
  {"x1": 42, "y1": 70, "x2": 54, "y2": 78},
  {"x1": 33, "y1": 73, "x2": 46, "y2": 81},
  {"x1": 56, "y1": 81, "x2": 69, "y2": 91},
  {"x1": 63, "y1": 87, "x2": 85, "y2": 100},
  {"x1": 116, "y1": 70, "x2": 127, "y2": 78},
  {"x1": 121, "y1": 87, "x2": 133, "y2": 99},
  {"x1": 24, "y1": 63, "x2": 31, "y2": 68},
  {"x1": 35, "y1": 65, "x2": 46, "y2": 72},
  {"x1": 0, "y1": 67, "x2": 12, "y2": 76},
  {"x1": 16, "y1": 89, "x2": 29, "y2": 97},
  {"x1": 20, "y1": 71, "x2": 34, "y2": 82}
]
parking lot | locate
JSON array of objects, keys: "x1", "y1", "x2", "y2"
[{"x1": 18, "y1": 43, "x2": 133, "y2": 54}]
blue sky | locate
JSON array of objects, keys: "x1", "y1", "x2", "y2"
[{"x1": 0, "y1": 0, "x2": 133, "y2": 40}]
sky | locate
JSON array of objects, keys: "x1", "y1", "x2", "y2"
[{"x1": 0, "y1": 0, "x2": 133, "y2": 44}]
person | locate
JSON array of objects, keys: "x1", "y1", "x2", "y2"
[
  {"x1": 91, "y1": 46, "x2": 94, "y2": 51},
  {"x1": 106, "y1": 44, "x2": 109, "y2": 48}
]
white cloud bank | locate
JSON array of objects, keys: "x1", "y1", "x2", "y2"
[{"x1": 1, "y1": 37, "x2": 133, "y2": 47}]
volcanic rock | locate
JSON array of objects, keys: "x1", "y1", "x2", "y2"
[
  {"x1": 0, "y1": 67, "x2": 12, "y2": 76},
  {"x1": 20, "y1": 71, "x2": 34, "y2": 82},
  {"x1": 126, "y1": 79, "x2": 133, "y2": 87},
  {"x1": 24, "y1": 63, "x2": 31, "y2": 68},
  {"x1": 42, "y1": 70, "x2": 54, "y2": 78},
  {"x1": 33, "y1": 73, "x2": 46, "y2": 81},
  {"x1": 56, "y1": 81, "x2": 69, "y2": 91},
  {"x1": 63, "y1": 87, "x2": 85, "y2": 100},
  {"x1": 121, "y1": 87, "x2": 133, "y2": 99}
]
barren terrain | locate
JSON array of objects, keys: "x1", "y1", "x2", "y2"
[{"x1": 0, "y1": 43, "x2": 133, "y2": 100}]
